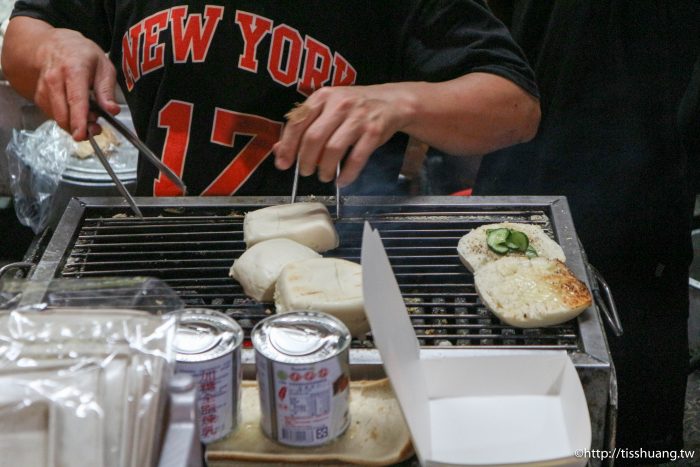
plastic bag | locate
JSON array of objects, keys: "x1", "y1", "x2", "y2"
[
  {"x1": 0, "y1": 0, "x2": 13, "y2": 24},
  {"x1": 0, "y1": 277, "x2": 184, "y2": 467},
  {"x1": 0, "y1": 276, "x2": 185, "y2": 313},
  {"x1": 5, "y1": 120, "x2": 74, "y2": 233}
]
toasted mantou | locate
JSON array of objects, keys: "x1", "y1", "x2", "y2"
[
  {"x1": 73, "y1": 125, "x2": 120, "y2": 158},
  {"x1": 243, "y1": 202, "x2": 339, "y2": 252},
  {"x1": 274, "y1": 258, "x2": 369, "y2": 337},
  {"x1": 458, "y1": 222, "x2": 566, "y2": 273},
  {"x1": 229, "y1": 238, "x2": 321, "y2": 302},
  {"x1": 474, "y1": 256, "x2": 592, "y2": 328}
]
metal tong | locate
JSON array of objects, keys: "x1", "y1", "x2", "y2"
[
  {"x1": 88, "y1": 99, "x2": 187, "y2": 218},
  {"x1": 289, "y1": 157, "x2": 342, "y2": 219}
]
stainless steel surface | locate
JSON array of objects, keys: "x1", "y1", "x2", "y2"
[
  {"x1": 29, "y1": 195, "x2": 614, "y2": 457},
  {"x1": 89, "y1": 98, "x2": 187, "y2": 196},
  {"x1": 589, "y1": 263, "x2": 623, "y2": 337},
  {"x1": 335, "y1": 163, "x2": 341, "y2": 219},
  {"x1": 33, "y1": 196, "x2": 595, "y2": 350},
  {"x1": 290, "y1": 160, "x2": 340, "y2": 218},
  {"x1": 0, "y1": 261, "x2": 33, "y2": 280},
  {"x1": 290, "y1": 157, "x2": 300, "y2": 204},
  {"x1": 89, "y1": 132, "x2": 144, "y2": 219}
]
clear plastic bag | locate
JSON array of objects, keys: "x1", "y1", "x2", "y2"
[
  {"x1": 5, "y1": 120, "x2": 73, "y2": 233},
  {"x1": 0, "y1": 277, "x2": 184, "y2": 467},
  {"x1": 5, "y1": 115, "x2": 139, "y2": 232},
  {"x1": 0, "y1": 276, "x2": 185, "y2": 313}
]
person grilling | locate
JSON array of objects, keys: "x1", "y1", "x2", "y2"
[{"x1": 1, "y1": 1, "x2": 539, "y2": 199}]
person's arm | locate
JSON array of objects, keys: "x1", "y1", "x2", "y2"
[
  {"x1": 1, "y1": 16, "x2": 119, "y2": 141},
  {"x1": 273, "y1": 73, "x2": 540, "y2": 187}
]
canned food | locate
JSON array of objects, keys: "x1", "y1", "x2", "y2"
[
  {"x1": 252, "y1": 311, "x2": 351, "y2": 447},
  {"x1": 173, "y1": 309, "x2": 243, "y2": 444}
]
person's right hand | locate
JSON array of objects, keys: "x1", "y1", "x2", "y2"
[{"x1": 33, "y1": 28, "x2": 120, "y2": 141}]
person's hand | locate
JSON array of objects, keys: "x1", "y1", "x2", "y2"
[
  {"x1": 273, "y1": 85, "x2": 412, "y2": 187},
  {"x1": 34, "y1": 28, "x2": 119, "y2": 141}
]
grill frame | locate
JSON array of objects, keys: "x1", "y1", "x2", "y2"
[
  {"x1": 29, "y1": 196, "x2": 612, "y2": 357},
  {"x1": 27, "y1": 195, "x2": 614, "y2": 455}
]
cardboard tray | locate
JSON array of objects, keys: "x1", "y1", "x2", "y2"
[
  {"x1": 206, "y1": 379, "x2": 414, "y2": 466},
  {"x1": 361, "y1": 223, "x2": 591, "y2": 467}
]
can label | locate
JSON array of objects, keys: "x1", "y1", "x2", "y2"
[
  {"x1": 257, "y1": 354, "x2": 350, "y2": 446},
  {"x1": 177, "y1": 351, "x2": 240, "y2": 444}
]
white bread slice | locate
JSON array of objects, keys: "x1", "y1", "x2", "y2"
[
  {"x1": 243, "y1": 202, "x2": 339, "y2": 252},
  {"x1": 229, "y1": 239, "x2": 321, "y2": 302},
  {"x1": 474, "y1": 256, "x2": 592, "y2": 328},
  {"x1": 274, "y1": 258, "x2": 368, "y2": 337},
  {"x1": 457, "y1": 222, "x2": 565, "y2": 273},
  {"x1": 206, "y1": 379, "x2": 413, "y2": 466}
]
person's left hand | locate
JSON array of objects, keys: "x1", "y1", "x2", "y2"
[{"x1": 273, "y1": 84, "x2": 411, "y2": 187}]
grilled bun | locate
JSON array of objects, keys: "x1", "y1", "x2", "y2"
[
  {"x1": 243, "y1": 202, "x2": 339, "y2": 252},
  {"x1": 229, "y1": 238, "x2": 321, "y2": 302},
  {"x1": 457, "y1": 222, "x2": 565, "y2": 273},
  {"x1": 474, "y1": 257, "x2": 592, "y2": 328},
  {"x1": 275, "y1": 258, "x2": 368, "y2": 337}
]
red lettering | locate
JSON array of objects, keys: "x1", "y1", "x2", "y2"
[
  {"x1": 332, "y1": 52, "x2": 357, "y2": 86},
  {"x1": 154, "y1": 100, "x2": 192, "y2": 196},
  {"x1": 121, "y1": 22, "x2": 144, "y2": 92},
  {"x1": 298, "y1": 36, "x2": 332, "y2": 96},
  {"x1": 141, "y1": 11, "x2": 169, "y2": 75},
  {"x1": 202, "y1": 414, "x2": 217, "y2": 425},
  {"x1": 267, "y1": 25, "x2": 303, "y2": 87},
  {"x1": 202, "y1": 425, "x2": 216, "y2": 437},
  {"x1": 235, "y1": 11, "x2": 272, "y2": 73},
  {"x1": 206, "y1": 108, "x2": 283, "y2": 195},
  {"x1": 170, "y1": 5, "x2": 224, "y2": 63}
]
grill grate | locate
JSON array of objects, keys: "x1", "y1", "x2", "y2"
[{"x1": 55, "y1": 203, "x2": 580, "y2": 350}]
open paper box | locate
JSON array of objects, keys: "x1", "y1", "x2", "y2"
[{"x1": 361, "y1": 223, "x2": 591, "y2": 467}]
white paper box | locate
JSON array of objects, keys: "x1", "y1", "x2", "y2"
[{"x1": 361, "y1": 223, "x2": 591, "y2": 467}]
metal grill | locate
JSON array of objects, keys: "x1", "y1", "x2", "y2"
[
  {"x1": 35, "y1": 196, "x2": 584, "y2": 351},
  {"x1": 24, "y1": 196, "x2": 614, "y2": 455}
]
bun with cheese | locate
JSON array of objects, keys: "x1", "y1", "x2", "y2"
[{"x1": 474, "y1": 256, "x2": 592, "y2": 328}]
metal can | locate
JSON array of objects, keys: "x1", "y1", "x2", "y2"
[
  {"x1": 173, "y1": 308, "x2": 243, "y2": 444},
  {"x1": 252, "y1": 311, "x2": 351, "y2": 447}
]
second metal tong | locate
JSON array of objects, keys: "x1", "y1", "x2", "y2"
[
  {"x1": 289, "y1": 158, "x2": 342, "y2": 219},
  {"x1": 88, "y1": 98, "x2": 187, "y2": 218}
]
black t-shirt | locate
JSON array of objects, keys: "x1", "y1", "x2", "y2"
[
  {"x1": 12, "y1": 0, "x2": 537, "y2": 197},
  {"x1": 474, "y1": 0, "x2": 700, "y2": 271},
  {"x1": 679, "y1": 53, "x2": 700, "y2": 197}
]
